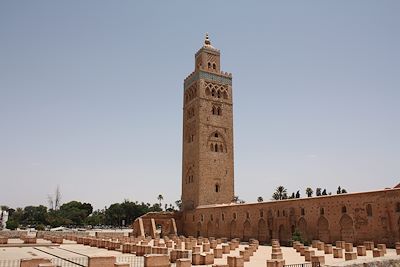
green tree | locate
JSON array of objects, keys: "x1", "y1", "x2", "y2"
[
  {"x1": 6, "y1": 220, "x2": 18, "y2": 230},
  {"x1": 337, "y1": 186, "x2": 342, "y2": 194},
  {"x1": 257, "y1": 196, "x2": 264, "y2": 202},
  {"x1": 272, "y1": 186, "x2": 287, "y2": 200},
  {"x1": 322, "y1": 189, "x2": 327, "y2": 195},
  {"x1": 316, "y1": 188, "x2": 322, "y2": 196},
  {"x1": 175, "y1": 200, "x2": 182, "y2": 210},
  {"x1": 306, "y1": 187, "x2": 313, "y2": 197},
  {"x1": 157, "y1": 195, "x2": 164, "y2": 208},
  {"x1": 295, "y1": 190, "x2": 300, "y2": 198}
]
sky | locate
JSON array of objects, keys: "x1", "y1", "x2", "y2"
[{"x1": 0, "y1": 1, "x2": 399, "y2": 210}]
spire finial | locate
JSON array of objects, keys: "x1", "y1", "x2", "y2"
[{"x1": 204, "y1": 32, "x2": 211, "y2": 46}]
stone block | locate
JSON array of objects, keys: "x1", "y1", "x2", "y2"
[
  {"x1": 192, "y1": 246, "x2": 201, "y2": 253},
  {"x1": 336, "y1": 241, "x2": 345, "y2": 249},
  {"x1": 373, "y1": 248, "x2": 384, "y2": 257},
  {"x1": 345, "y1": 242, "x2": 353, "y2": 252},
  {"x1": 300, "y1": 246, "x2": 308, "y2": 256},
  {"x1": 0, "y1": 237, "x2": 8, "y2": 244},
  {"x1": 272, "y1": 247, "x2": 281, "y2": 253},
  {"x1": 88, "y1": 256, "x2": 116, "y2": 267},
  {"x1": 271, "y1": 252, "x2": 283, "y2": 260},
  {"x1": 222, "y1": 244, "x2": 230, "y2": 254},
  {"x1": 214, "y1": 247, "x2": 223, "y2": 258},
  {"x1": 324, "y1": 244, "x2": 333, "y2": 254},
  {"x1": 312, "y1": 240, "x2": 319, "y2": 248},
  {"x1": 192, "y1": 253, "x2": 202, "y2": 265},
  {"x1": 357, "y1": 245, "x2": 366, "y2": 256},
  {"x1": 239, "y1": 250, "x2": 250, "y2": 261},
  {"x1": 114, "y1": 263, "x2": 129, "y2": 267},
  {"x1": 203, "y1": 243, "x2": 210, "y2": 252},
  {"x1": 21, "y1": 258, "x2": 52, "y2": 267},
  {"x1": 364, "y1": 241, "x2": 374, "y2": 250},
  {"x1": 311, "y1": 255, "x2": 325, "y2": 265},
  {"x1": 397, "y1": 248, "x2": 400, "y2": 255},
  {"x1": 377, "y1": 243, "x2": 386, "y2": 254},
  {"x1": 316, "y1": 241, "x2": 324, "y2": 251},
  {"x1": 333, "y1": 248, "x2": 343, "y2": 258},
  {"x1": 229, "y1": 242, "x2": 236, "y2": 250},
  {"x1": 304, "y1": 250, "x2": 315, "y2": 262},
  {"x1": 266, "y1": 260, "x2": 285, "y2": 267},
  {"x1": 345, "y1": 252, "x2": 357, "y2": 261},
  {"x1": 201, "y1": 253, "x2": 214, "y2": 265},
  {"x1": 144, "y1": 255, "x2": 170, "y2": 267},
  {"x1": 176, "y1": 259, "x2": 191, "y2": 267}
]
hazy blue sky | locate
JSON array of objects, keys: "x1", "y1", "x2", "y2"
[{"x1": 1, "y1": 1, "x2": 399, "y2": 210}]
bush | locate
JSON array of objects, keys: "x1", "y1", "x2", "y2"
[
  {"x1": 6, "y1": 220, "x2": 18, "y2": 230},
  {"x1": 35, "y1": 224, "x2": 45, "y2": 231}
]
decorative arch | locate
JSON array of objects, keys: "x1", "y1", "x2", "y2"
[
  {"x1": 196, "y1": 222, "x2": 202, "y2": 237},
  {"x1": 230, "y1": 220, "x2": 237, "y2": 239},
  {"x1": 243, "y1": 220, "x2": 252, "y2": 241},
  {"x1": 258, "y1": 218, "x2": 268, "y2": 243},
  {"x1": 208, "y1": 131, "x2": 227, "y2": 153},
  {"x1": 278, "y1": 224, "x2": 289, "y2": 243},
  {"x1": 317, "y1": 216, "x2": 330, "y2": 243},
  {"x1": 298, "y1": 217, "x2": 307, "y2": 240},
  {"x1": 340, "y1": 214, "x2": 354, "y2": 242},
  {"x1": 206, "y1": 221, "x2": 214, "y2": 237}
]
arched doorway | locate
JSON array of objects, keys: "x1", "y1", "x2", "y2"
[
  {"x1": 258, "y1": 219, "x2": 268, "y2": 243},
  {"x1": 196, "y1": 222, "x2": 202, "y2": 237},
  {"x1": 206, "y1": 221, "x2": 214, "y2": 237},
  {"x1": 298, "y1": 217, "x2": 307, "y2": 241},
  {"x1": 340, "y1": 214, "x2": 354, "y2": 242},
  {"x1": 317, "y1": 216, "x2": 330, "y2": 243},
  {"x1": 243, "y1": 220, "x2": 251, "y2": 241},
  {"x1": 230, "y1": 220, "x2": 237, "y2": 239},
  {"x1": 278, "y1": 224, "x2": 288, "y2": 242}
]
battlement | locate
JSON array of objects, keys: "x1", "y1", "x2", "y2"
[{"x1": 184, "y1": 70, "x2": 232, "y2": 89}]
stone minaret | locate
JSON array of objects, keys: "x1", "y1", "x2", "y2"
[{"x1": 181, "y1": 34, "x2": 234, "y2": 210}]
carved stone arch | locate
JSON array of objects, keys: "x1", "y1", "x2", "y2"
[
  {"x1": 340, "y1": 214, "x2": 354, "y2": 242},
  {"x1": 317, "y1": 216, "x2": 330, "y2": 243},
  {"x1": 230, "y1": 220, "x2": 237, "y2": 239},
  {"x1": 258, "y1": 218, "x2": 268, "y2": 243},
  {"x1": 243, "y1": 220, "x2": 252, "y2": 241},
  {"x1": 207, "y1": 131, "x2": 227, "y2": 153},
  {"x1": 278, "y1": 224, "x2": 289, "y2": 243},
  {"x1": 206, "y1": 221, "x2": 214, "y2": 237},
  {"x1": 298, "y1": 217, "x2": 307, "y2": 240},
  {"x1": 196, "y1": 222, "x2": 202, "y2": 237}
]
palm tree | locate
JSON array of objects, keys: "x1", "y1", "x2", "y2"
[
  {"x1": 316, "y1": 188, "x2": 322, "y2": 196},
  {"x1": 257, "y1": 196, "x2": 263, "y2": 202},
  {"x1": 157, "y1": 194, "x2": 164, "y2": 208},
  {"x1": 272, "y1": 186, "x2": 287, "y2": 200},
  {"x1": 305, "y1": 187, "x2": 313, "y2": 197}
]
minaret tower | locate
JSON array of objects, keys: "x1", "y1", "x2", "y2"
[{"x1": 181, "y1": 34, "x2": 234, "y2": 210}]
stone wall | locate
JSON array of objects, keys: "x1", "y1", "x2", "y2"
[{"x1": 181, "y1": 188, "x2": 400, "y2": 246}]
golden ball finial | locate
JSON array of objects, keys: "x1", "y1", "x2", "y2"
[{"x1": 204, "y1": 33, "x2": 211, "y2": 46}]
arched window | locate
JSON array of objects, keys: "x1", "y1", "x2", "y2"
[
  {"x1": 320, "y1": 207, "x2": 324, "y2": 215},
  {"x1": 211, "y1": 214, "x2": 213, "y2": 221},
  {"x1": 213, "y1": 63, "x2": 216, "y2": 69},
  {"x1": 366, "y1": 204, "x2": 372, "y2": 216},
  {"x1": 217, "y1": 107, "x2": 221, "y2": 115},
  {"x1": 233, "y1": 213, "x2": 237, "y2": 219},
  {"x1": 217, "y1": 91, "x2": 221, "y2": 98},
  {"x1": 342, "y1": 206, "x2": 347, "y2": 213},
  {"x1": 208, "y1": 62, "x2": 211, "y2": 69},
  {"x1": 215, "y1": 184, "x2": 220, "y2": 193},
  {"x1": 246, "y1": 212, "x2": 250, "y2": 219},
  {"x1": 201, "y1": 214, "x2": 204, "y2": 222},
  {"x1": 211, "y1": 89, "x2": 215, "y2": 97},
  {"x1": 259, "y1": 210, "x2": 264, "y2": 217},
  {"x1": 221, "y1": 213, "x2": 225, "y2": 221},
  {"x1": 396, "y1": 203, "x2": 400, "y2": 212},
  {"x1": 210, "y1": 143, "x2": 214, "y2": 151},
  {"x1": 212, "y1": 106, "x2": 216, "y2": 115},
  {"x1": 219, "y1": 144, "x2": 223, "y2": 152},
  {"x1": 214, "y1": 133, "x2": 219, "y2": 138},
  {"x1": 214, "y1": 144, "x2": 218, "y2": 152},
  {"x1": 301, "y1": 208, "x2": 305, "y2": 216}
]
